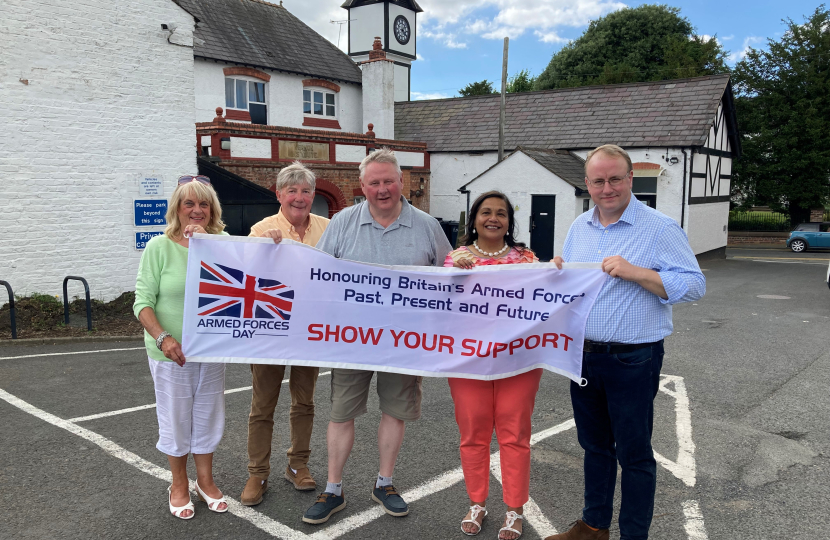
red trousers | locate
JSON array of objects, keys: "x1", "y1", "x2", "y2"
[{"x1": 448, "y1": 369, "x2": 543, "y2": 507}]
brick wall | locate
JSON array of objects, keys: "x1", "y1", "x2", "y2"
[
  {"x1": 1, "y1": 0, "x2": 197, "y2": 301},
  {"x1": 727, "y1": 236, "x2": 787, "y2": 245}
]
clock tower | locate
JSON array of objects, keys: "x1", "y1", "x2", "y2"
[{"x1": 341, "y1": 0, "x2": 422, "y2": 102}]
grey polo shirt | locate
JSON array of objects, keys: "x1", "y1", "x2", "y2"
[{"x1": 316, "y1": 197, "x2": 453, "y2": 267}]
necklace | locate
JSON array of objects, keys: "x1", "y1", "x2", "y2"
[{"x1": 473, "y1": 240, "x2": 509, "y2": 257}]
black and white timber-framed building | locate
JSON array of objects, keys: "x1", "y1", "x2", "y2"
[{"x1": 395, "y1": 74, "x2": 741, "y2": 259}]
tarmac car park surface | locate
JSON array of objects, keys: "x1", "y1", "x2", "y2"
[{"x1": 1, "y1": 247, "x2": 828, "y2": 540}]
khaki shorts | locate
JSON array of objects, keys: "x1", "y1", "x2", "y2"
[{"x1": 330, "y1": 369, "x2": 423, "y2": 423}]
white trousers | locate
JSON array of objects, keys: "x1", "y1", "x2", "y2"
[{"x1": 148, "y1": 358, "x2": 226, "y2": 457}]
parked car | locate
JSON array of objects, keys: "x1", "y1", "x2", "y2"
[
  {"x1": 786, "y1": 222, "x2": 830, "y2": 252},
  {"x1": 827, "y1": 259, "x2": 830, "y2": 290}
]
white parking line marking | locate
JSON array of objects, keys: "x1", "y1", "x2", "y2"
[
  {"x1": 0, "y1": 347, "x2": 145, "y2": 361},
  {"x1": 0, "y1": 388, "x2": 309, "y2": 540},
  {"x1": 656, "y1": 375, "x2": 697, "y2": 487},
  {"x1": 68, "y1": 403, "x2": 160, "y2": 423},
  {"x1": 490, "y1": 452, "x2": 558, "y2": 537},
  {"x1": 309, "y1": 418, "x2": 576, "y2": 540},
  {"x1": 68, "y1": 371, "x2": 332, "y2": 422},
  {"x1": 2, "y1": 374, "x2": 703, "y2": 540},
  {"x1": 682, "y1": 500, "x2": 709, "y2": 539}
]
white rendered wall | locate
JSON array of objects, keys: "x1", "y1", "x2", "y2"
[
  {"x1": 1, "y1": 0, "x2": 197, "y2": 301},
  {"x1": 465, "y1": 153, "x2": 580, "y2": 257},
  {"x1": 394, "y1": 64, "x2": 410, "y2": 103},
  {"x1": 348, "y1": 3, "x2": 386, "y2": 54},
  {"x1": 428, "y1": 152, "x2": 499, "y2": 221},
  {"x1": 336, "y1": 144, "x2": 367, "y2": 163},
  {"x1": 230, "y1": 138, "x2": 271, "y2": 159},
  {"x1": 361, "y1": 60, "x2": 395, "y2": 139},
  {"x1": 430, "y1": 147, "x2": 717, "y2": 253},
  {"x1": 687, "y1": 202, "x2": 729, "y2": 255},
  {"x1": 195, "y1": 59, "x2": 363, "y2": 133},
  {"x1": 396, "y1": 151, "x2": 424, "y2": 168}
]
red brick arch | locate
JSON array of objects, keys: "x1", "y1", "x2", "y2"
[
  {"x1": 632, "y1": 162, "x2": 661, "y2": 170},
  {"x1": 223, "y1": 66, "x2": 271, "y2": 82},
  {"x1": 314, "y1": 178, "x2": 347, "y2": 218}
]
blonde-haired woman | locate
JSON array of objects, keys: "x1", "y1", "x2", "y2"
[{"x1": 134, "y1": 175, "x2": 229, "y2": 520}]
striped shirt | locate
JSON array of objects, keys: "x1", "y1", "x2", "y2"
[{"x1": 562, "y1": 197, "x2": 705, "y2": 344}]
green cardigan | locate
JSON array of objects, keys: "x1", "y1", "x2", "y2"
[{"x1": 133, "y1": 233, "x2": 227, "y2": 361}]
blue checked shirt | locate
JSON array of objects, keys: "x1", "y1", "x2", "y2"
[{"x1": 562, "y1": 197, "x2": 705, "y2": 344}]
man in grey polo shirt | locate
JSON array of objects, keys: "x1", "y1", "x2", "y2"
[{"x1": 302, "y1": 148, "x2": 452, "y2": 525}]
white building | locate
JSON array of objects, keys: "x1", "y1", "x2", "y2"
[
  {"x1": 2, "y1": 0, "x2": 198, "y2": 301},
  {"x1": 395, "y1": 75, "x2": 741, "y2": 260},
  {"x1": 0, "y1": 0, "x2": 423, "y2": 302}
]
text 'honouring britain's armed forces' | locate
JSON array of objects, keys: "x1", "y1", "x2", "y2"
[{"x1": 310, "y1": 267, "x2": 587, "y2": 321}]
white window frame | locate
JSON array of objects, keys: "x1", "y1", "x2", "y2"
[
  {"x1": 303, "y1": 87, "x2": 337, "y2": 119},
  {"x1": 225, "y1": 77, "x2": 267, "y2": 111}
]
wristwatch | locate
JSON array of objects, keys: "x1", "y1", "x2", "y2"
[{"x1": 156, "y1": 331, "x2": 172, "y2": 350}]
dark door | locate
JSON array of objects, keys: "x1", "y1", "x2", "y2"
[{"x1": 530, "y1": 195, "x2": 556, "y2": 261}]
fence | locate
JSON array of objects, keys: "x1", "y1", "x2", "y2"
[{"x1": 728, "y1": 211, "x2": 791, "y2": 232}]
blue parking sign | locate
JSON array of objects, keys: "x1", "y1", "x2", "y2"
[
  {"x1": 135, "y1": 200, "x2": 168, "y2": 226},
  {"x1": 136, "y1": 231, "x2": 164, "y2": 250}
]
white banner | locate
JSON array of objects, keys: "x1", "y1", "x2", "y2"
[{"x1": 182, "y1": 235, "x2": 607, "y2": 383}]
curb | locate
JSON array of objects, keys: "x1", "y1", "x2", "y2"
[{"x1": 0, "y1": 336, "x2": 144, "y2": 346}]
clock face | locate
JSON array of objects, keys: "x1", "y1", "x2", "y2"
[{"x1": 393, "y1": 15, "x2": 411, "y2": 45}]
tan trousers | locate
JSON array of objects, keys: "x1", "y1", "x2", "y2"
[{"x1": 247, "y1": 364, "x2": 319, "y2": 478}]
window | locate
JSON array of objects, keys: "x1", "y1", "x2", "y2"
[
  {"x1": 303, "y1": 89, "x2": 336, "y2": 117},
  {"x1": 225, "y1": 78, "x2": 265, "y2": 109},
  {"x1": 633, "y1": 177, "x2": 657, "y2": 208},
  {"x1": 583, "y1": 199, "x2": 590, "y2": 212},
  {"x1": 224, "y1": 78, "x2": 267, "y2": 125}
]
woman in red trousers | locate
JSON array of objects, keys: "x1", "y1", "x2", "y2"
[{"x1": 444, "y1": 191, "x2": 541, "y2": 540}]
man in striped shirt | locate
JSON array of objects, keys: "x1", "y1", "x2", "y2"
[{"x1": 548, "y1": 145, "x2": 705, "y2": 540}]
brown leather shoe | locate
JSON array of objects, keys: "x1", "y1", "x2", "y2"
[
  {"x1": 544, "y1": 520, "x2": 609, "y2": 540},
  {"x1": 241, "y1": 477, "x2": 268, "y2": 506},
  {"x1": 285, "y1": 465, "x2": 317, "y2": 491}
]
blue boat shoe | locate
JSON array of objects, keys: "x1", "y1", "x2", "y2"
[
  {"x1": 302, "y1": 491, "x2": 346, "y2": 524},
  {"x1": 371, "y1": 484, "x2": 410, "y2": 517}
]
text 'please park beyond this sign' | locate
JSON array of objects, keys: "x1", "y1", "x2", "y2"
[
  {"x1": 181, "y1": 236, "x2": 608, "y2": 383},
  {"x1": 134, "y1": 200, "x2": 167, "y2": 227}
]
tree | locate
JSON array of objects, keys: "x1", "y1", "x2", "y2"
[
  {"x1": 534, "y1": 5, "x2": 729, "y2": 90},
  {"x1": 507, "y1": 69, "x2": 536, "y2": 93},
  {"x1": 731, "y1": 6, "x2": 830, "y2": 224},
  {"x1": 458, "y1": 80, "x2": 497, "y2": 96}
]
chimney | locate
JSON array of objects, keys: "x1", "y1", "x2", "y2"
[{"x1": 360, "y1": 37, "x2": 395, "y2": 139}]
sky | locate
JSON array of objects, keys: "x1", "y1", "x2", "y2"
[{"x1": 280, "y1": 0, "x2": 824, "y2": 100}]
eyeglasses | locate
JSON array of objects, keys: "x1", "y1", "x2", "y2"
[
  {"x1": 586, "y1": 177, "x2": 627, "y2": 189},
  {"x1": 177, "y1": 175, "x2": 211, "y2": 185}
]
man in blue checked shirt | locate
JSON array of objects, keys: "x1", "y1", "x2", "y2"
[{"x1": 548, "y1": 145, "x2": 705, "y2": 540}]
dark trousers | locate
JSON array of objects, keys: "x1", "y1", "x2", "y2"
[{"x1": 570, "y1": 340, "x2": 664, "y2": 540}]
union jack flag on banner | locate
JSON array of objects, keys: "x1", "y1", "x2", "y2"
[{"x1": 198, "y1": 261, "x2": 294, "y2": 320}]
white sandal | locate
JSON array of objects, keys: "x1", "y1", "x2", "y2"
[
  {"x1": 168, "y1": 485, "x2": 195, "y2": 520},
  {"x1": 195, "y1": 480, "x2": 228, "y2": 513},
  {"x1": 499, "y1": 511, "x2": 524, "y2": 539},
  {"x1": 461, "y1": 504, "x2": 487, "y2": 536}
]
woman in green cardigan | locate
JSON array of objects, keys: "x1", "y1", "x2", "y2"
[{"x1": 134, "y1": 176, "x2": 229, "y2": 520}]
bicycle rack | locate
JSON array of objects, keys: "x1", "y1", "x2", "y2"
[
  {"x1": 63, "y1": 276, "x2": 92, "y2": 331},
  {"x1": 0, "y1": 280, "x2": 17, "y2": 339}
]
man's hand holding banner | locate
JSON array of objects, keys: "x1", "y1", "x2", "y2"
[{"x1": 182, "y1": 235, "x2": 607, "y2": 383}]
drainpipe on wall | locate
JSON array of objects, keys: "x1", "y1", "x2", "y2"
[
  {"x1": 458, "y1": 186, "x2": 471, "y2": 221},
  {"x1": 680, "y1": 148, "x2": 689, "y2": 230}
]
